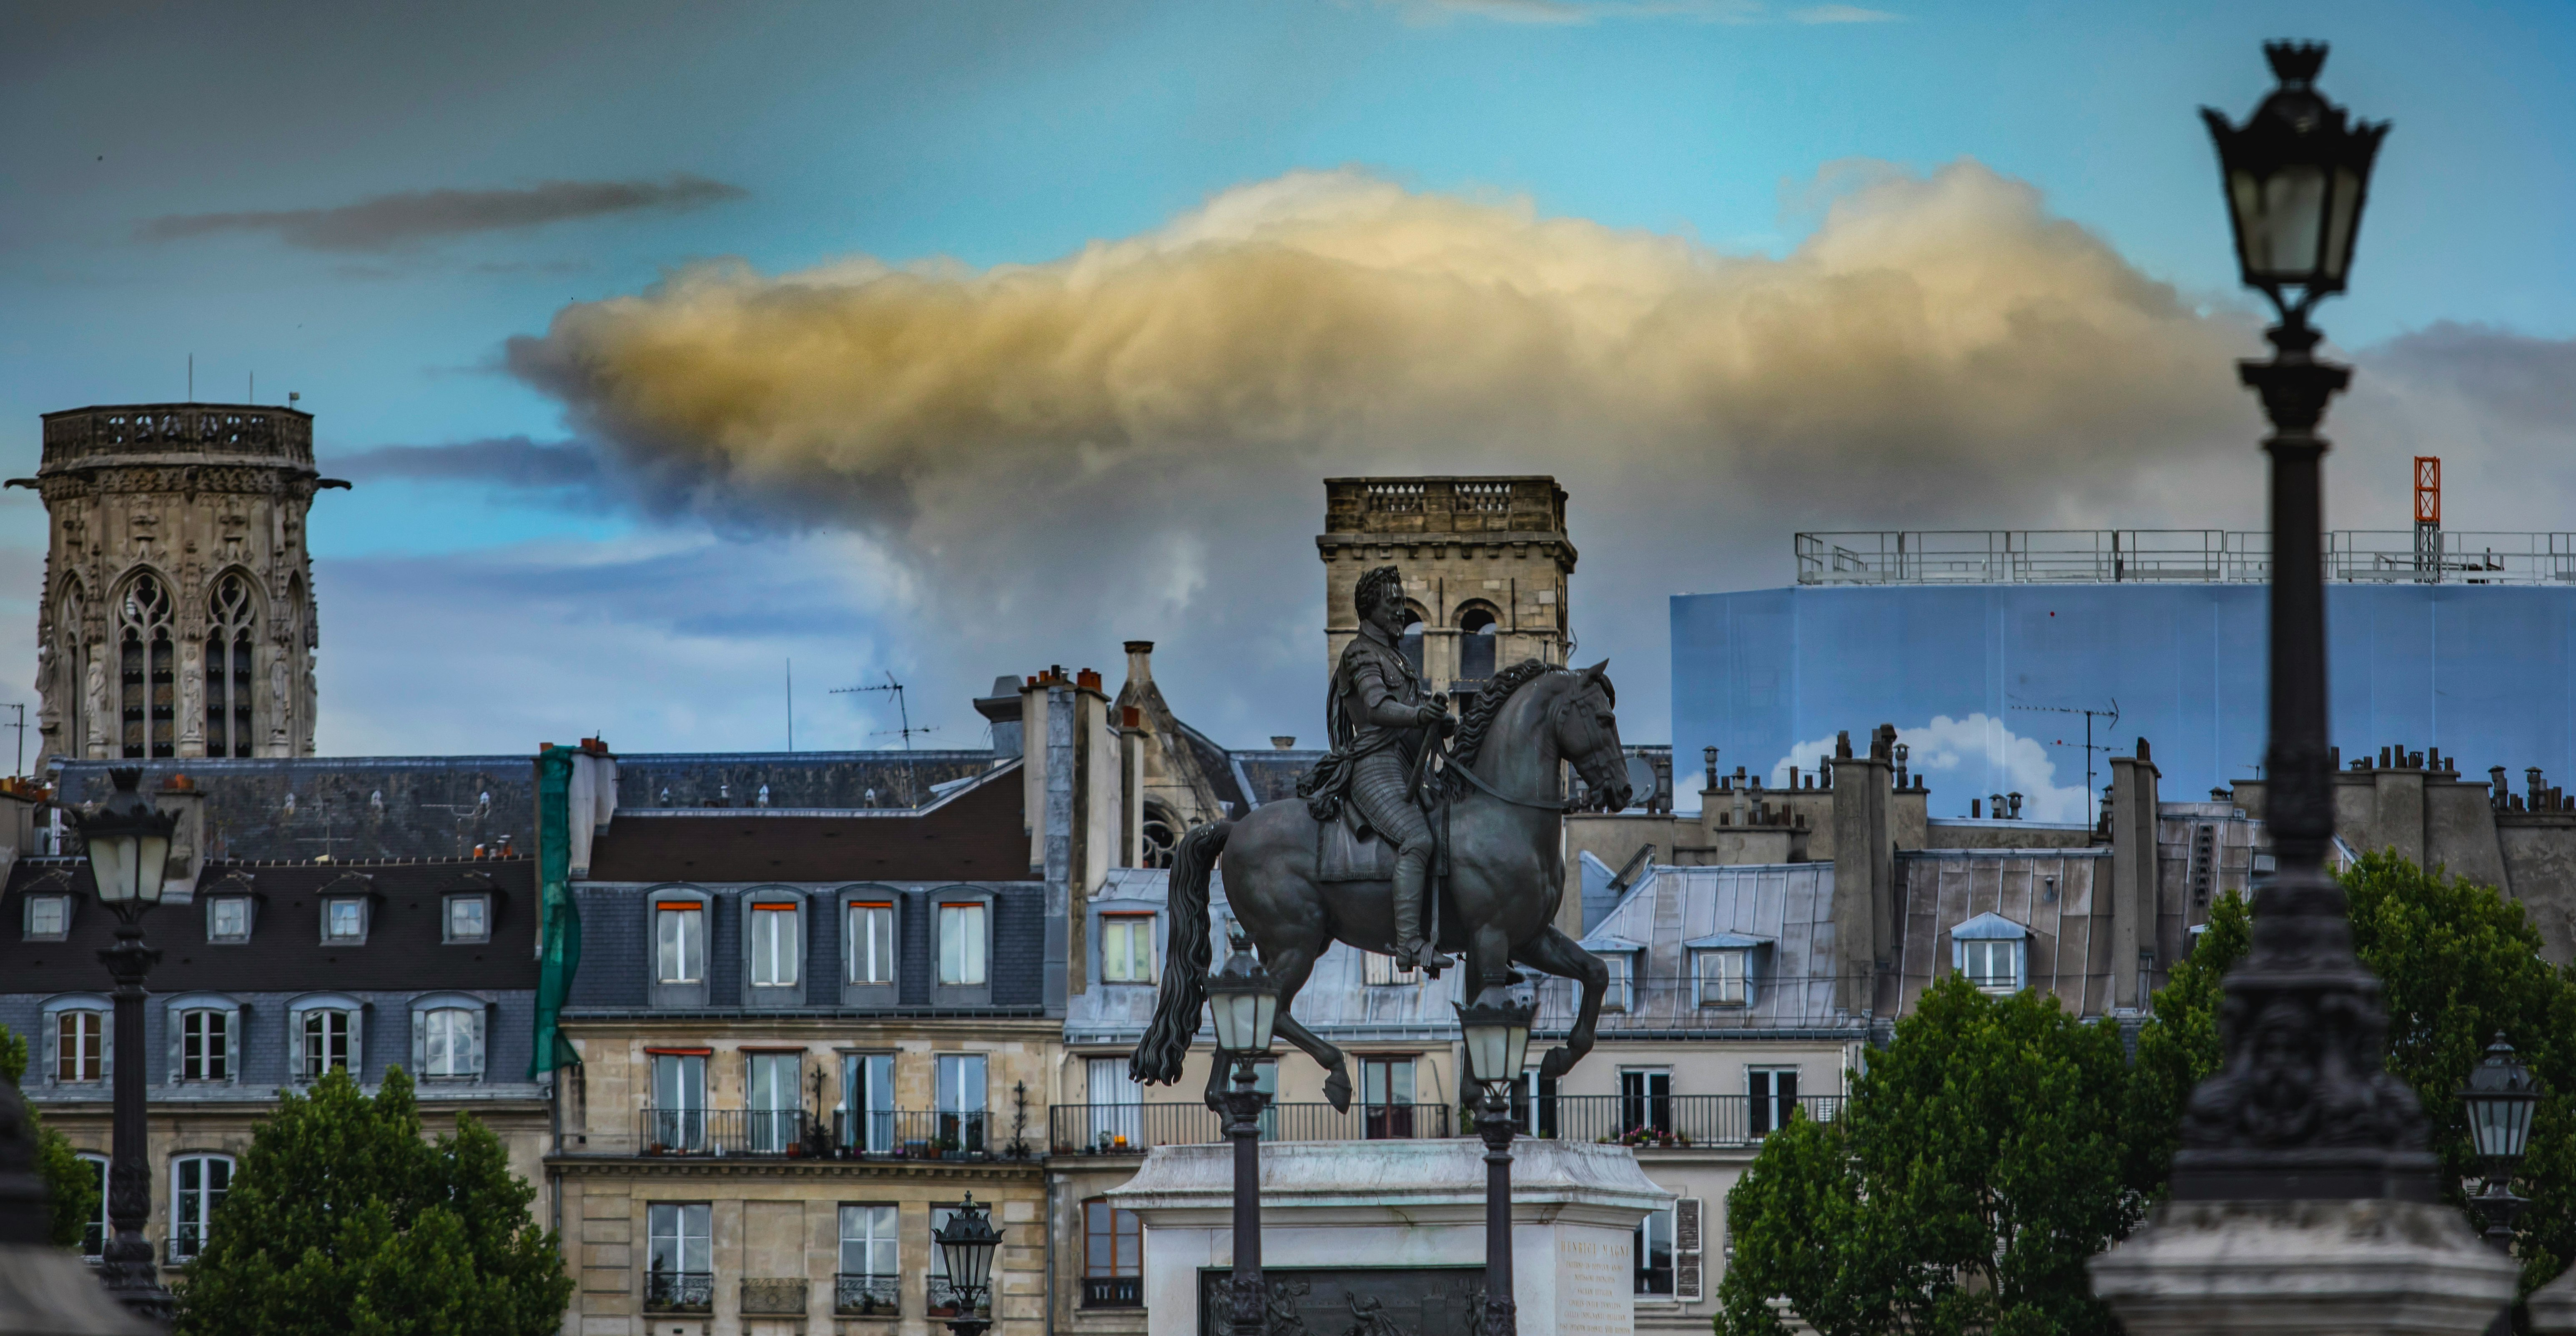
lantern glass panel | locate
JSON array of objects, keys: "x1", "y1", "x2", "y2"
[
  {"x1": 88, "y1": 836, "x2": 132, "y2": 904},
  {"x1": 2322, "y1": 168, "x2": 2362, "y2": 281},
  {"x1": 135, "y1": 831, "x2": 171, "y2": 902}
]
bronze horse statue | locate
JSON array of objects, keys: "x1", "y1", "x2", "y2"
[{"x1": 1130, "y1": 659, "x2": 1632, "y2": 1110}]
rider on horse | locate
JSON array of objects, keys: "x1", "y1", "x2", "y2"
[{"x1": 1297, "y1": 564, "x2": 1456, "y2": 974}]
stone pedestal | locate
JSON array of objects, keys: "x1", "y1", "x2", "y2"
[
  {"x1": 2090, "y1": 1198, "x2": 2518, "y2": 1336},
  {"x1": 1107, "y1": 1138, "x2": 1670, "y2": 1336}
]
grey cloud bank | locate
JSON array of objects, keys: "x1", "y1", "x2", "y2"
[{"x1": 138, "y1": 175, "x2": 747, "y2": 253}]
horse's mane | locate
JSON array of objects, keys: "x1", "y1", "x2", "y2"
[{"x1": 1440, "y1": 659, "x2": 1563, "y2": 797}]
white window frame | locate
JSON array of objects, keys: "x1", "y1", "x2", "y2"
[
  {"x1": 45, "y1": 999, "x2": 110, "y2": 1085},
  {"x1": 647, "y1": 1201, "x2": 712, "y2": 1276},
  {"x1": 442, "y1": 893, "x2": 491, "y2": 944},
  {"x1": 747, "y1": 897, "x2": 803, "y2": 992},
  {"x1": 1634, "y1": 1201, "x2": 1676, "y2": 1298},
  {"x1": 412, "y1": 998, "x2": 487, "y2": 1081},
  {"x1": 938, "y1": 902, "x2": 988, "y2": 987},
  {"x1": 77, "y1": 1153, "x2": 108, "y2": 1260},
  {"x1": 839, "y1": 1202, "x2": 899, "y2": 1279},
  {"x1": 205, "y1": 895, "x2": 253, "y2": 945},
  {"x1": 171, "y1": 1154, "x2": 234, "y2": 1264},
  {"x1": 287, "y1": 993, "x2": 365, "y2": 1083},
  {"x1": 846, "y1": 899, "x2": 896, "y2": 986},
  {"x1": 651, "y1": 1051, "x2": 710, "y2": 1152},
  {"x1": 935, "y1": 1053, "x2": 988, "y2": 1155},
  {"x1": 651, "y1": 890, "x2": 713, "y2": 1007},
  {"x1": 166, "y1": 995, "x2": 241, "y2": 1085},
  {"x1": 24, "y1": 891, "x2": 71, "y2": 942},
  {"x1": 745, "y1": 1050, "x2": 803, "y2": 1153},
  {"x1": 1099, "y1": 913, "x2": 1155, "y2": 984},
  {"x1": 1694, "y1": 949, "x2": 1748, "y2": 1008},
  {"x1": 1959, "y1": 938, "x2": 2023, "y2": 993},
  {"x1": 322, "y1": 897, "x2": 368, "y2": 945}
]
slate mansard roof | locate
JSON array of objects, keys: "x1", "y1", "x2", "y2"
[{"x1": 581, "y1": 758, "x2": 1028, "y2": 884}]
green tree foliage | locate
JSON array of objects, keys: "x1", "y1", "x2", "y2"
[
  {"x1": 2340, "y1": 851, "x2": 2576, "y2": 1298},
  {"x1": 0, "y1": 1022, "x2": 103, "y2": 1251},
  {"x1": 1720, "y1": 975, "x2": 2138, "y2": 1336},
  {"x1": 173, "y1": 1067, "x2": 573, "y2": 1336}
]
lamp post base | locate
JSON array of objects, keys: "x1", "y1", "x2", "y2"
[{"x1": 2092, "y1": 1197, "x2": 2515, "y2": 1336}]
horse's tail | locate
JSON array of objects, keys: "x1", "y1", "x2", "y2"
[{"x1": 1131, "y1": 819, "x2": 1231, "y2": 1086}]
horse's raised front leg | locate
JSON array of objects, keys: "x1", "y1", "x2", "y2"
[
  {"x1": 1511, "y1": 925, "x2": 1607, "y2": 1082},
  {"x1": 1263, "y1": 944, "x2": 1354, "y2": 1112}
]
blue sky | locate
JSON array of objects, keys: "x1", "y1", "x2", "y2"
[{"x1": 5, "y1": 0, "x2": 2574, "y2": 757}]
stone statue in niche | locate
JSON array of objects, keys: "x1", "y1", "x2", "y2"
[
  {"x1": 35, "y1": 643, "x2": 55, "y2": 732},
  {"x1": 269, "y1": 652, "x2": 290, "y2": 743},
  {"x1": 302, "y1": 650, "x2": 318, "y2": 753},
  {"x1": 179, "y1": 643, "x2": 203, "y2": 746},
  {"x1": 85, "y1": 652, "x2": 109, "y2": 752}
]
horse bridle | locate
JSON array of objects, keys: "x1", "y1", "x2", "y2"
[{"x1": 1441, "y1": 684, "x2": 1617, "y2": 813}]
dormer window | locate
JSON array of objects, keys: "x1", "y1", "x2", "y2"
[
  {"x1": 444, "y1": 894, "x2": 490, "y2": 944},
  {"x1": 24, "y1": 892, "x2": 70, "y2": 942},
  {"x1": 1695, "y1": 950, "x2": 1748, "y2": 1007},
  {"x1": 1100, "y1": 913, "x2": 1154, "y2": 984},
  {"x1": 324, "y1": 898, "x2": 367, "y2": 944},
  {"x1": 1950, "y1": 912, "x2": 2029, "y2": 995},
  {"x1": 207, "y1": 896, "x2": 251, "y2": 944},
  {"x1": 1580, "y1": 937, "x2": 1643, "y2": 1012}
]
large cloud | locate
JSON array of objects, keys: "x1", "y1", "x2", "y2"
[{"x1": 494, "y1": 161, "x2": 2270, "y2": 743}]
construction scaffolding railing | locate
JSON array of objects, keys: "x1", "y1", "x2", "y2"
[{"x1": 1795, "y1": 530, "x2": 2576, "y2": 587}]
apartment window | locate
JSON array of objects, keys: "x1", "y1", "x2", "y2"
[
  {"x1": 1749, "y1": 1068, "x2": 1799, "y2": 1138},
  {"x1": 298, "y1": 1008, "x2": 357, "y2": 1081},
  {"x1": 416, "y1": 1005, "x2": 484, "y2": 1080},
  {"x1": 1101, "y1": 913, "x2": 1154, "y2": 983},
  {"x1": 323, "y1": 897, "x2": 367, "y2": 944},
  {"x1": 1364, "y1": 952, "x2": 1422, "y2": 986},
  {"x1": 935, "y1": 1053, "x2": 988, "y2": 1155},
  {"x1": 1600, "y1": 952, "x2": 1634, "y2": 1012},
  {"x1": 171, "y1": 1155, "x2": 233, "y2": 1263},
  {"x1": 747, "y1": 1051, "x2": 803, "y2": 1152},
  {"x1": 206, "y1": 896, "x2": 251, "y2": 944},
  {"x1": 929, "y1": 1204, "x2": 995, "y2": 1319},
  {"x1": 78, "y1": 1154, "x2": 108, "y2": 1260},
  {"x1": 444, "y1": 895, "x2": 489, "y2": 944},
  {"x1": 1620, "y1": 1068, "x2": 1672, "y2": 1136},
  {"x1": 1082, "y1": 1200, "x2": 1144, "y2": 1308},
  {"x1": 1510, "y1": 1068, "x2": 1560, "y2": 1140},
  {"x1": 1087, "y1": 1056, "x2": 1144, "y2": 1149},
  {"x1": 24, "y1": 892, "x2": 70, "y2": 941},
  {"x1": 842, "y1": 1052, "x2": 895, "y2": 1155},
  {"x1": 1960, "y1": 939, "x2": 2020, "y2": 992},
  {"x1": 646, "y1": 1203, "x2": 713, "y2": 1313},
  {"x1": 1694, "y1": 949, "x2": 1748, "y2": 1008},
  {"x1": 1634, "y1": 1203, "x2": 1675, "y2": 1296},
  {"x1": 656, "y1": 901, "x2": 705, "y2": 983},
  {"x1": 938, "y1": 902, "x2": 987, "y2": 987},
  {"x1": 54, "y1": 1008, "x2": 107, "y2": 1083},
  {"x1": 178, "y1": 1008, "x2": 231, "y2": 1082},
  {"x1": 846, "y1": 901, "x2": 895, "y2": 984},
  {"x1": 749, "y1": 901, "x2": 801, "y2": 990},
  {"x1": 838, "y1": 1204, "x2": 900, "y2": 1315},
  {"x1": 651, "y1": 1051, "x2": 709, "y2": 1152},
  {"x1": 1362, "y1": 1057, "x2": 1416, "y2": 1139}
]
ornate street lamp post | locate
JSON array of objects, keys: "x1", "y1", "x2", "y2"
[
  {"x1": 2165, "y1": 41, "x2": 2429, "y2": 1205},
  {"x1": 1457, "y1": 991, "x2": 1536, "y2": 1336},
  {"x1": 1206, "y1": 930, "x2": 1280, "y2": 1336},
  {"x1": 2459, "y1": 1034, "x2": 2537, "y2": 1252},
  {"x1": 77, "y1": 768, "x2": 180, "y2": 1323},
  {"x1": 933, "y1": 1193, "x2": 1002, "y2": 1336}
]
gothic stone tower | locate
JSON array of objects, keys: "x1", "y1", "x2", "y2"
[
  {"x1": 17, "y1": 404, "x2": 344, "y2": 761},
  {"x1": 1317, "y1": 476, "x2": 1577, "y2": 700}
]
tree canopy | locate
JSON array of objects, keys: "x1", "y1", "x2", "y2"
[
  {"x1": 1723, "y1": 854, "x2": 2576, "y2": 1336},
  {"x1": 173, "y1": 1067, "x2": 572, "y2": 1336},
  {"x1": 0, "y1": 1023, "x2": 102, "y2": 1252}
]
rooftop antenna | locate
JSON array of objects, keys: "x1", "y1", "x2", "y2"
[
  {"x1": 2414, "y1": 455, "x2": 2441, "y2": 584},
  {"x1": 4, "y1": 702, "x2": 22, "y2": 780},
  {"x1": 249, "y1": 371, "x2": 254, "y2": 404},
  {"x1": 833, "y1": 671, "x2": 935, "y2": 805},
  {"x1": 2009, "y1": 697, "x2": 2120, "y2": 826},
  {"x1": 187, "y1": 354, "x2": 193, "y2": 403}
]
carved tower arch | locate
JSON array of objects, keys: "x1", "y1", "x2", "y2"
[{"x1": 17, "y1": 404, "x2": 344, "y2": 760}]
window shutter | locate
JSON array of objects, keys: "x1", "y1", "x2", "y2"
[
  {"x1": 1675, "y1": 1197, "x2": 1704, "y2": 1302},
  {"x1": 224, "y1": 1006, "x2": 243, "y2": 1084},
  {"x1": 166, "y1": 1006, "x2": 182, "y2": 1085},
  {"x1": 100, "y1": 1011, "x2": 113, "y2": 1081},
  {"x1": 348, "y1": 1008, "x2": 365, "y2": 1080},
  {"x1": 469, "y1": 1008, "x2": 488, "y2": 1079},
  {"x1": 44, "y1": 1012, "x2": 61, "y2": 1084},
  {"x1": 411, "y1": 1009, "x2": 427, "y2": 1075},
  {"x1": 286, "y1": 1008, "x2": 303, "y2": 1081}
]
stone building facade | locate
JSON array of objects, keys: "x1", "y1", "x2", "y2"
[
  {"x1": 18, "y1": 404, "x2": 344, "y2": 761},
  {"x1": 1317, "y1": 477, "x2": 1577, "y2": 698}
]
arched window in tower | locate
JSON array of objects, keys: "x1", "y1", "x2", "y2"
[
  {"x1": 205, "y1": 573, "x2": 259, "y2": 758},
  {"x1": 115, "y1": 573, "x2": 175, "y2": 758},
  {"x1": 1141, "y1": 801, "x2": 1180, "y2": 870},
  {"x1": 1457, "y1": 605, "x2": 1499, "y2": 685},
  {"x1": 1399, "y1": 606, "x2": 1426, "y2": 681}
]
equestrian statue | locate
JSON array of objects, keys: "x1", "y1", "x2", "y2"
[{"x1": 1130, "y1": 564, "x2": 1632, "y2": 1111}]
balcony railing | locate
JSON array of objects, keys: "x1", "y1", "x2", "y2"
[
  {"x1": 617, "y1": 1108, "x2": 1008, "y2": 1160},
  {"x1": 742, "y1": 1278, "x2": 808, "y2": 1315},
  {"x1": 1084, "y1": 1276, "x2": 1145, "y2": 1308},
  {"x1": 836, "y1": 1273, "x2": 901, "y2": 1317},
  {"x1": 1482, "y1": 1093, "x2": 1842, "y2": 1146},
  {"x1": 165, "y1": 1227, "x2": 208, "y2": 1266},
  {"x1": 645, "y1": 1271, "x2": 715, "y2": 1313},
  {"x1": 928, "y1": 1277, "x2": 992, "y2": 1320},
  {"x1": 1048, "y1": 1101, "x2": 1452, "y2": 1153}
]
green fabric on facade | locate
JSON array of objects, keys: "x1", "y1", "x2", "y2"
[{"x1": 529, "y1": 745, "x2": 583, "y2": 1078}]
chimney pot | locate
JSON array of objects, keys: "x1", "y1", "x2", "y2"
[
  {"x1": 1972, "y1": 799, "x2": 1982, "y2": 818},
  {"x1": 2136, "y1": 737, "x2": 2151, "y2": 761},
  {"x1": 1272, "y1": 736, "x2": 1297, "y2": 750},
  {"x1": 1077, "y1": 667, "x2": 1103, "y2": 692}
]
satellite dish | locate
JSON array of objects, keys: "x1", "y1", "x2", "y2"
[{"x1": 1621, "y1": 755, "x2": 1658, "y2": 808}]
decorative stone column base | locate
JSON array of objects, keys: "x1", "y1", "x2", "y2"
[{"x1": 2091, "y1": 1199, "x2": 2516, "y2": 1336}]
